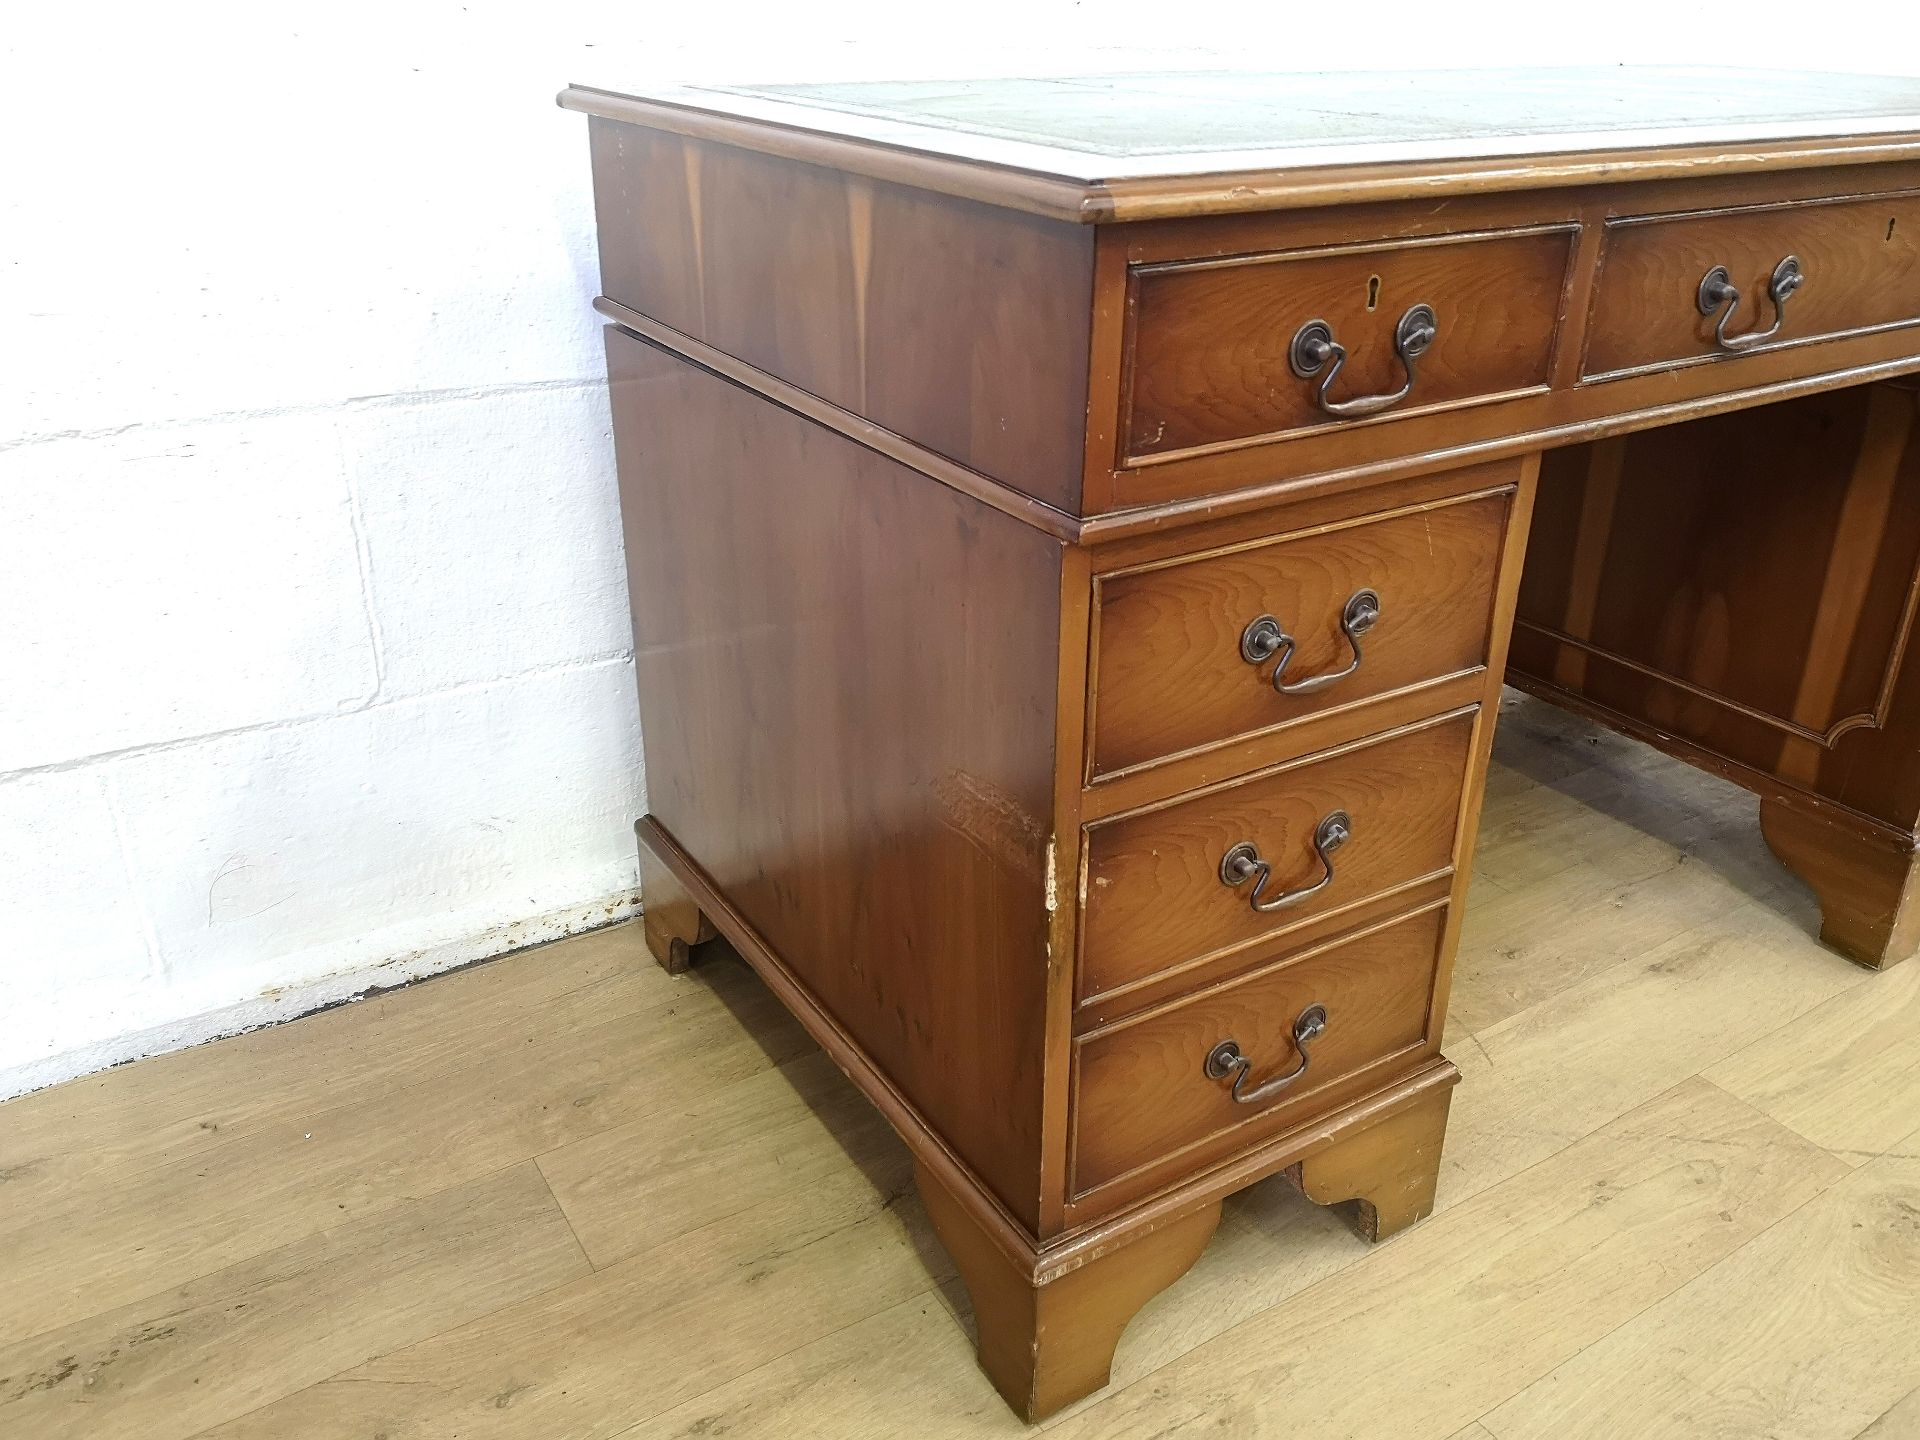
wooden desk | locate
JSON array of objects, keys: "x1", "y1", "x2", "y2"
[{"x1": 560, "y1": 68, "x2": 1920, "y2": 1421}]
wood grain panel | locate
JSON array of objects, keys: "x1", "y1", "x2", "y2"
[
  {"x1": 1124, "y1": 226, "x2": 1575, "y2": 460},
  {"x1": 1513, "y1": 383, "x2": 1920, "y2": 830},
  {"x1": 589, "y1": 117, "x2": 1094, "y2": 511},
  {"x1": 1072, "y1": 905, "x2": 1444, "y2": 1195},
  {"x1": 1090, "y1": 488, "x2": 1509, "y2": 778},
  {"x1": 1518, "y1": 388, "x2": 1920, "y2": 743},
  {"x1": 1585, "y1": 191, "x2": 1920, "y2": 378},
  {"x1": 1079, "y1": 711, "x2": 1475, "y2": 1003},
  {"x1": 607, "y1": 328, "x2": 1060, "y2": 1230}
]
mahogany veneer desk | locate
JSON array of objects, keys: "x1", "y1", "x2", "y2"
[{"x1": 561, "y1": 69, "x2": 1920, "y2": 1420}]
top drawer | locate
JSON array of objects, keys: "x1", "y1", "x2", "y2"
[
  {"x1": 1123, "y1": 225, "x2": 1577, "y2": 463},
  {"x1": 1584, "y1": 191, "x2": 1920, "y2": 379}
]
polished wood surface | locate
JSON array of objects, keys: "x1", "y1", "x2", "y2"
[
  {"x1": 1760, "y1": 796, "x2": 1920, "y2": 967},
  {"x1": 1080, "y1": 712, "x2": 1474, "y2": 1003},
  {"x1": 12, "y1": 699, "x2": 1920, "y2": 1439},
  {"x1": 1511, "y1": 382, "x2": 1920, "y2": 966},
  {"x1": 589, "y1": 117, "x2": 1094, "y2": 509},
  {"x1": 637, "y1": 842, "x2": 713, "y2": 975},
  {"x1": 571, "y1": 72, "x2": 1920, "y2": 1422},
  {"x1": 609, "y1": 330, "x2": 1061, "y2": 1230},
  {"x1": 1089, "y1": 486, "x2": 1510, "y2": 778},
  {"x1": 1290, "y1": 1082, "x2": 1452, "y2": 1242},
  {"x1": 916, "y1": 1161, "x2": 1222, "y2": 1422},
  {"x1": 1073, "y1": 904, "x2": 1445, "y2": 1195},
  {"x1": 1125, "y1": 225, "x2": 1574, "y2": 459},
  {"x1": 1584, "y1": 190, "x2": 1920, "y2": 378}
]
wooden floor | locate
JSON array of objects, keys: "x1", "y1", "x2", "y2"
[{"x1": 5, "y1": 693, "x2": 1920, "y2": 1440}]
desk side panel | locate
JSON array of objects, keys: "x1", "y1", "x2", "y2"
[
  {"x1": 589, "y1": 116, "x2": 1095, "y2": 514},
  {"x1": 607, "y1": 329, "x2": 1061, "y2": 1230}
]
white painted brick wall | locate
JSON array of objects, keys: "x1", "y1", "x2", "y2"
[{"x1": 2, "y1": 3, "x2": 1912, "y2": 1095}]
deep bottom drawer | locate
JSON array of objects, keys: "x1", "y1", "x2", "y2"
[{"x1": 1070, "y1": 904, "x2": 1445, "y2": 1197}]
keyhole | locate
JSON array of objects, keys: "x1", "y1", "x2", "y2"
[
  {"x1": 1366, "y1": 275, "x2": 1382, "y2": 311},
  {"x1": 1890, "y1": 217, "x2": 1900, "y2": 242}
]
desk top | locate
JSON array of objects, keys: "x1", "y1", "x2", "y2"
[{"x1": 559, "y1": 67, "x2": 1920, "y2": 222}]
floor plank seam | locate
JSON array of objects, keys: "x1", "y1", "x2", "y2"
[
  {"x1": 1849, "y1": 1380, "x2": 1920, "y2": 1440},
  {"x1": 532, "y1": 1151, "x2": 604, "y2": 1272}
]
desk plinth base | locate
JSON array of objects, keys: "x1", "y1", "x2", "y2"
[
  {"x1": 633, "y1": 814, "x2": 1454, "y2": 1422},
  {"x1": 1759, "y1": 796, "x2": 1920, "y2": 969},
  {"x1": 917, "y1": 1166, "x2": 1223, "y2": 1422}
]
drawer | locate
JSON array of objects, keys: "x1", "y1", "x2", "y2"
[
  {"x1": 1079, "y1": 710, "x2": 1473, "y2": 1004},
  {"x1": 1088, "y1": 488, "x2": 1511, "y2": 779},
  {"x1": 1584, "y1": 191, "x2": 1920, "y2": 379},
  {"x1": 1123, "y1": 225, "x2": 1576, "y2": 463},
  {"x1": 1071, "y1": 903, "x2": 1444, "y2": 1196}
]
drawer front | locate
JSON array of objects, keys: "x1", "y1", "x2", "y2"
[
  {"x1": 1585, "y1": 191, "x2": 1920, "y2": 378},
  {"x1": 1089, "y1": 488, "x2": 1510, "y2": 779},
  {"x1": 1079, "y1": 711, "x2": 1473, "y2": 1003},
  {"x1": 1071, "y1": 904, "x2": 1444, "y2": 1196},
  {"x1": 1124, "y1": 226, "x2": 1575, "y2": 462}
]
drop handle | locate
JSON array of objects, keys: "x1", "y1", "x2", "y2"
[
  {"x1": 1290, "y1": 304, "x2": 1437, "y2": 418},
  {"x1": 1240, "y1": 588, "x2": 1380, "y2": 696},
  {"x1": 1697, "y1": 255, "x2": 1805, "y2": 352},
  {"x1": 1219, "y1": 811, "x2": 1352, "y2": 914},
  {"x1": 1205, "y1": 1003, "x2": 1329, "y2": 1105}
]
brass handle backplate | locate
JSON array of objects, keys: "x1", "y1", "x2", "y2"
[
  {"x1": 1219, "y1": 810, "x2": 1352, "y2": 914},
  {"x1": 1290, "y1": 304, "x2": 1438, "y2": 418},
  {"x1": 1205, "y1": 1003, "x2": 1330, "y2": 1105},
  {"x1": 1240, "y1": 588, "x2": 1381, "y2": 696},
  {"x1": 1697, "y1": 255, "x2": 1805, "y2": 352}
]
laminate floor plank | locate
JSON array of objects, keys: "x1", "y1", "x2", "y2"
[
  {"x1": 1705, "y1": 955, "x2": 1920, "y2": 1165},
  {"x1": 1856, "y1": 1383, "x2": 1920, "y2": 1438},
  {"x1": 0, "y1": 949, "x2": 811, "y2": 1345},
  {"x1": 1439, "y1": 895, "x2": 1865, "y2": 1208},
  {"x1": 536, "y1": 1048, "x2": 907, "y2": 1269},
  {"x1": 0, "y1": 925, "x2": 639, "y2": 1199},
  {"x1": 1480, "y1": 1126, "x2": 1920, "y2": 1440},
  {"x1": 0, "y1": 1162, "x2": 589, "y2": 1440},
  {"x1": 194, "y1": 1140, "x2": 951, "y2": 1439},
  {"x1": 1451, "y1": 816, "x2": 1798, "y2": 1035},
  {"x1": 611, "y1": 1283, "x2": 1019, "y2": 1440},
  {"x1": 1042, "y1": 1079, "x2": 1846, "y2": 1440},
  {"x1": 618, "y1": 1171, "x2": 1375, "y2": 1439},
  {"x1": 0, "y1": 694, "x2": 1908, "y2": 1439}
]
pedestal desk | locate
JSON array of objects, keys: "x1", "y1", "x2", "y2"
[{"x1": 560, "y1": 69, "x2": 1920, "y2": 1420}]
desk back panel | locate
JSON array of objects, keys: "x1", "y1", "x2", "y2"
[{"x1": 1512, "y1": 381, "x2": 1920, "y2": 829}]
